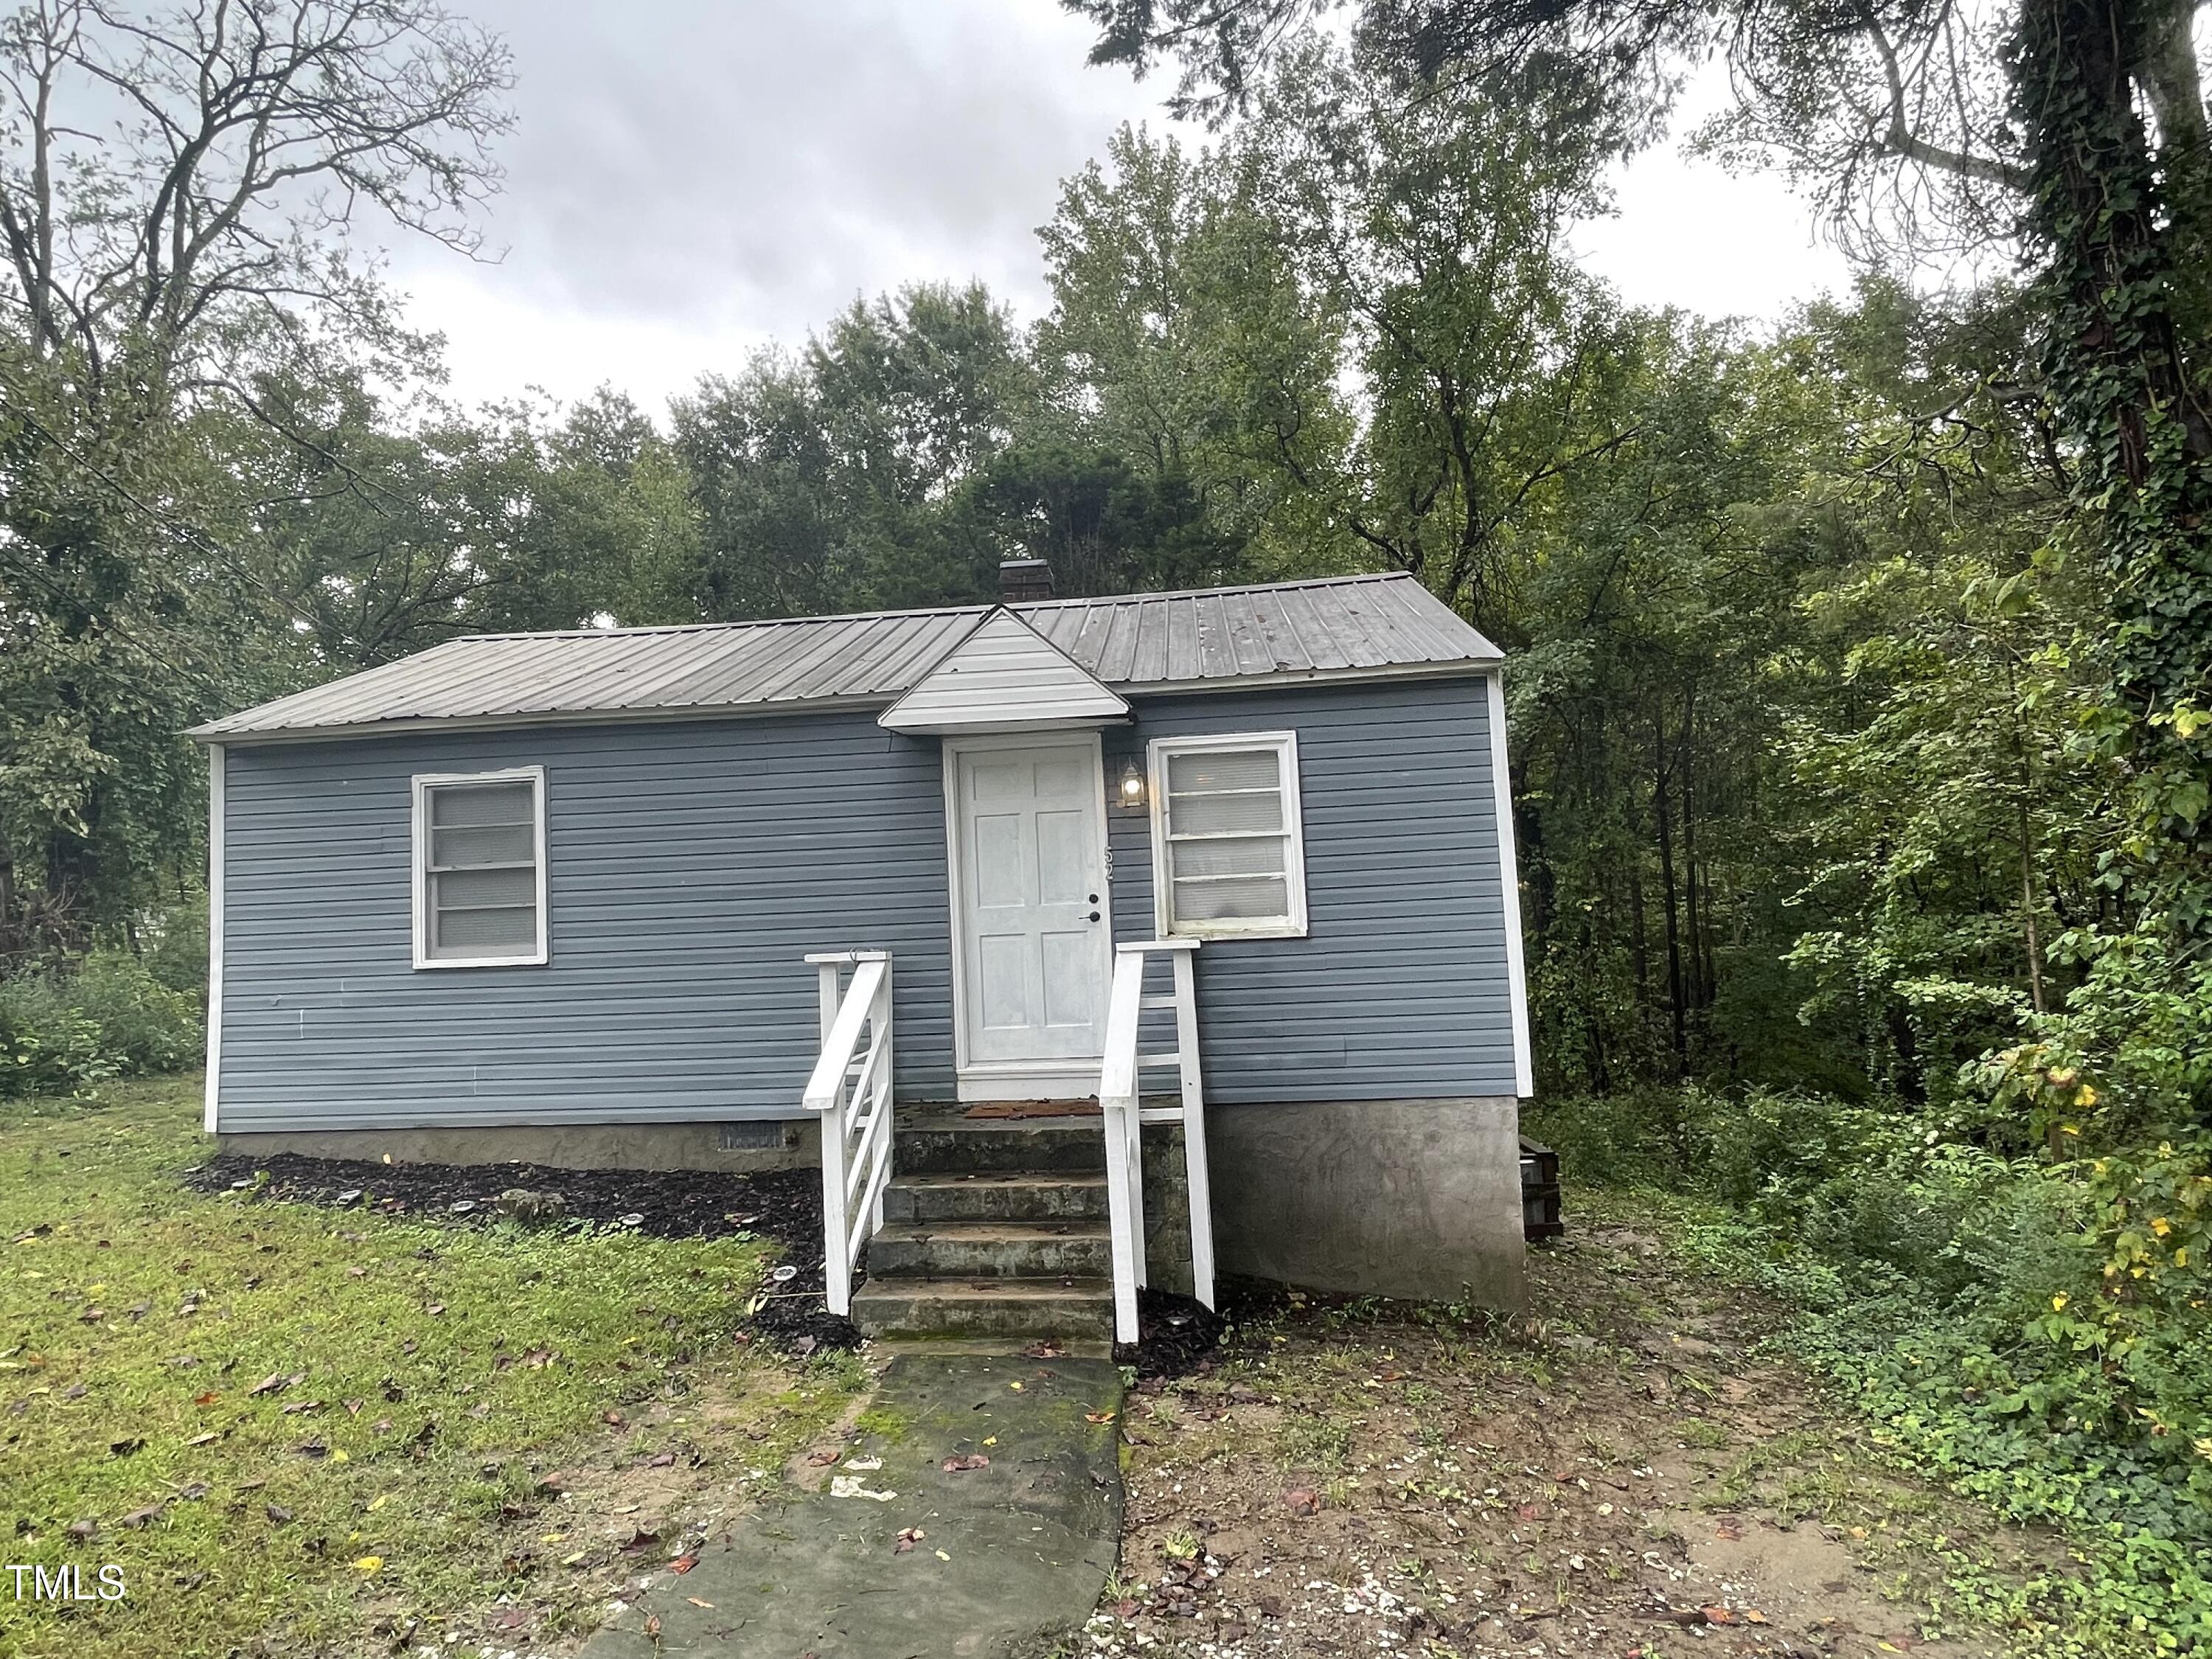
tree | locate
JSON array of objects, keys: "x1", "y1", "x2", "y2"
[
  {"x1": 670, "y1": 282, "x2": 1029, "y2": 619},
  {"x1": 1239, "y1": 37, "x2": 1634, "y2": 640},
  {"x1": 1066, "y1": 0, "x2": 2212, "y2": 894},
  {"x1": 243, "y1": 384, "x2": 700, "y2": 666},
  {"x1": 1036, "y1": 123, "x2": 1352, "y2": 576},
  {"x1": 0, "y1": 0, "x2": 511, "y2": 395},
  {"x1": 0, "y1": 0, "x2": 512, "y2": 954}
]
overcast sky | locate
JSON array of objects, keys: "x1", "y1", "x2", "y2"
[{"x1": 387, "y1": 1, "x2": 1857, "y2": 415}]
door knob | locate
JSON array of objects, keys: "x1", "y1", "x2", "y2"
[
  {"x1": 1088, "y1": 911, "x2": 1101, "y2": 922},
  {"x1": 1088, "y1": 893, "x2": 1099, "y2": 904}
]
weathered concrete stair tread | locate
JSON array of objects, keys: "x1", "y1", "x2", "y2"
[
  {"x1": 869, "y1": 1220, "x2": 1111, "y2": 1279},
  {"x1": 851, "y1": 1276, "x2": 1115, "y2": 1340},
  {"x1": 859, "y1": 1110, "x2": 1118, "y2": 1344},
  {"x1": 895, "y1": 1116, "x2": 1107, "y2": 1175},
  {"x1": 882, "y1": 1172, "x2": 1108, "y2": 1222}
]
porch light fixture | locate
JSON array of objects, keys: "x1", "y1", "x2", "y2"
[{"x1": 1119, "y1": 759, "x2": 1147, "y2": 808}]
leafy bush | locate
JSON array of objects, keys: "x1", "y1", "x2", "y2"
[
  {"x1": 1537, "y1": 1086, "x2": 2212, "y2": 1650},
  {"x1": 0, "y1": 948, "x2": 201, "y2": 1099}
]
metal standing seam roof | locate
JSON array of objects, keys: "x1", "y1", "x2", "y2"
[{"x1": 190, "y1": 572, "x2": 1503, "y2": 741}]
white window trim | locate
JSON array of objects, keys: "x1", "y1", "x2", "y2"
[
  {"x1": 1147, "y1": 730, "x2": 1309, "y2": 941},
  {"x1": 410, "y1": 765, "x2": 550, "y2": 970}
]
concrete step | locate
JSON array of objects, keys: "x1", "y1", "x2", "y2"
[
  {"x1": 895, "y1": 1113, "x2": 1105, "y2": 1176},
  {"x1": 882, "y1": 1172, "x2": 1109, "y2": 1225},
  {"x1": 869, "y1": 1221, "x2": 1112, "y2": 1281},
  {"x1": 849, "y1": 1276, "x2": 1115, "y2": 1342}
]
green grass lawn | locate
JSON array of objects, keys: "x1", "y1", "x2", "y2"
[{"x1": 0, "y1": 1076, "x2": 861, "y2": 1659}]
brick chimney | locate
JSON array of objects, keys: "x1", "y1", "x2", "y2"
[{"x1": 998, "y1": 557, "x2": 1054, "y2": 604}]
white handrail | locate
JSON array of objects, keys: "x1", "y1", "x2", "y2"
[
  {"x1": 804, "y1": 950, "x2": 894, "y2": 1317},
  {"x1": 1097, "y1": 938, "x2": 1215, "y2": 1344}
]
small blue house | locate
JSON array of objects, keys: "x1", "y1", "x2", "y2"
[{"x1": 192, "y1": 567, "x2": 1534, "y2": 1339}]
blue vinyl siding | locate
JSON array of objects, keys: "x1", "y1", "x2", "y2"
[
  {"x1": 213, "y1": 672, "x2": 1516, "y2": 1131},
  {"x1": 216, "y1": 713, "x2": 955, "y2": 1129},
  {"x1": 1106, "y1": 676, "x2": 1516, "y2": 1102}
]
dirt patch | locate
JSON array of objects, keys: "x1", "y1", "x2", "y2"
[
  {"x1": 1074, "y1": 1228, "x2": 2053, "y2": 1659},
  {"x1": 184, "y1": 1151, "x2": 861, "y2": 1354}
]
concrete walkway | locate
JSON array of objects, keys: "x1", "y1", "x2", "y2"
[{"x1": 585, "y1": 1353, "x2": 1124, "y2": 1658}]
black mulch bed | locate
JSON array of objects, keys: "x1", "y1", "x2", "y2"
[
  {"x1": 1114, "y1": 1278, "x2": 1290, "y2": 1380},
  {"x1": 182, "y1": 1151, "x2": 861, "y2": 1353}
]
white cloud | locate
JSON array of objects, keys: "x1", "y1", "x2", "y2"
[{"x1": 389, "y1": 4, "x2": 1855, "y2": 415}]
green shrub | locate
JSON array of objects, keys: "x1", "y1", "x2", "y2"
[
  {"x1": 0, "y1": 947, "x2": 202, "y2": 1098},
  {"x1": 1547, "y1": 1083, "x2": 2212, "y2": 1648}
]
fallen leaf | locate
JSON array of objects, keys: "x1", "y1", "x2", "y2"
[
  {"x1": 117, "y1": 1505, "x2": 165, "y2": 1529},
  {"x1": 247, "y1": 1371, "x2": 301, "y2": 1397},
  {"x1": 685, "y1": 1596, "x2": 714, "y2": 1608},
  {"x1": 265, "y1": 1504, "x2": 293, "y2": 1523},
  {"x1": 193, "y1": 1391, "x2": 219, "y2": 1407},
  {"x1": 941, "y1": 1453, "x2": 990, "y2": 1472},
  {"x1": 1285, "y1": 1487, "x2": 1321, "y2": 1515},
  {"x1": 670, "y1": 1554, "x2": 698, "y2": 1573},
  {"x1": 804, "y1": 1449, "x2": 841, "y2": 1467},
  {"x1": 353, "y1": 1557, "x2": 382, "y2": 1573},
  {"x1": 1085, "y1": 1411, "x2": 1114, "y2": 1425}
]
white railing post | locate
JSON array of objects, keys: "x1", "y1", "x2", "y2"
[
  {"x1": 1096, "y1": 938, "x2": 1213, "y2": 1346},
  {"x1": 1099, "y1": 948, "x2": 1146, "y2": 1345},
  {"x1": 803, "y1": 950, "x2": 892, "y2": 1319},
  {"x1": 1170, "y1": 944, "x2": 1216, "y2": 1310}
]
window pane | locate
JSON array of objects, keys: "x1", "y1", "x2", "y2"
[
  {"x1": 1169, "y1": 789, "x2": 1283, "y2": 835},
  {"x1": 1166, "y1": 749, "x2": 1279, "y2": 796},
  {"x1": 434, "y1": 866, "x2": 535, "y2": 909},
  {"x1": 1172, "y1": 875, "x2": 1290, "y2": 922},
  {"x1": 431, "y1": 823, "x2": 533, "y2": 869},
  {"x1": 431, "y1": 782, "x2": 534, "y2": 828},
  {"x1": 434, "y1": 904, "x2": 538, "y2": 954},
  {"x1": 1169, "y1": 835, "x2": 1285, "y2": 880}
]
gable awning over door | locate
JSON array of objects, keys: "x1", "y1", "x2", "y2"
[{"x1": 877, "y1": 608, "x2": 1130, "y2": 735}]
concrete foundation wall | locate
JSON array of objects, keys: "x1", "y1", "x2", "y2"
[
  {"x1": 1206, "y1": 1096, "x2": 1526, "y2": 1310},
  {"x1": 218, "y1": 1118, "x2": 820, "y2": 1175},
  {"x1": 223, "y1": 1096, "x2": 1528, "y2": 1314}
]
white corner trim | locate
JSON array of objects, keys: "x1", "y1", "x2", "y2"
[
  {"x1": 409, "y1": 765, "x2": 550, "y2": 970},
  {"x1": 1146, "y1": 730, "x2": 1309, "y2": 941},
  {"x1": 1486, "y1": 669, "x2": 1534, "y2": 1098},
  {"x1": 203, "y1": 742, "x2": 225, "y2": 1133}
]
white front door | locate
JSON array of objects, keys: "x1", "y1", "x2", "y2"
[{"x1": 949, "y1": 737, "x2": 1113, "y2": 1092}]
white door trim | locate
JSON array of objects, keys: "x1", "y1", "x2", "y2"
[{"x1": 942, "y1": 731, "x2": 1114, "y2": 1102}]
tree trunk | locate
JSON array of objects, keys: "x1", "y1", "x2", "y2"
[
  {"x1": 1654, "y1": 722, "x2": 1687, "y2": 1077},
  {"x1": 2013, "y1": 0, "x2": 2212, "y2": 919}
]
